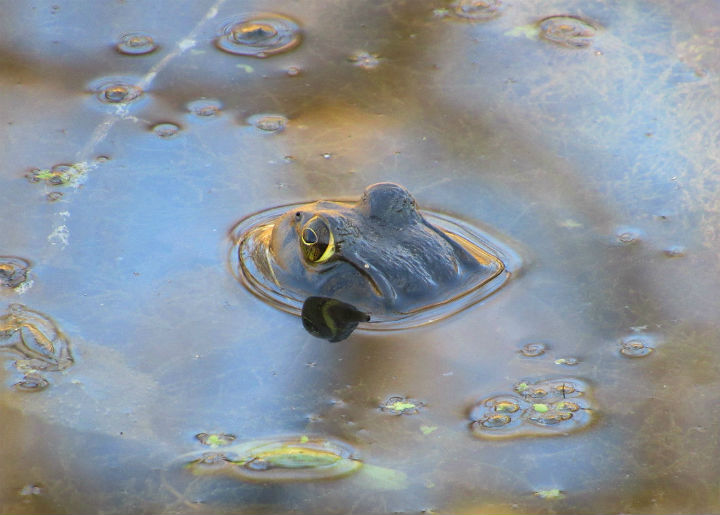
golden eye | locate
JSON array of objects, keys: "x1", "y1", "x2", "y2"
[{"x1": 300, "y1": 216, "x2": 335, "y2": 263}]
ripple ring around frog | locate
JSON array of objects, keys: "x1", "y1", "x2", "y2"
[{"x1": 228, "y1": 183, "x2": 522, "y2": 330}]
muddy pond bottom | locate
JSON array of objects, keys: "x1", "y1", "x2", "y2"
[{"x1": 229, "y1": 201, "x2": 520, "y2": 330}]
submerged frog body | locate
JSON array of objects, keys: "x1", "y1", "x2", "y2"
[{"x1": 236, "y1": 183, "x2": 509, "y2": 322}]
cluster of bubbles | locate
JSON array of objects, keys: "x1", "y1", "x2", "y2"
[
  {"x1": 0, "y1": 304, "x2": 74, "y2": 392},
  {"x1": 469, "y1": 378, "x2": 594, "y2": 438},
  {"x1": 26, "y1": 163, "x2": 87, "y2": 186}
]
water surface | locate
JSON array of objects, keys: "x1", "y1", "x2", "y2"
[{"x1": 1, "y1": 0, "x2": 719, "y2": 513}]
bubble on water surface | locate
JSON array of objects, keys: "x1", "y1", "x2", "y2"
[
  {"x1": 187, "y1": 99, "x2": 222, "y2": 118},
  {"x1": 215, "y1": 13, "x2": 302, "y2": 58},
  {"x1": 379, "y1": 396, "x2": 424, "y2": 415},
  {"x1": 152, "y1": 122, "x2": 181, "y2": 138},
  {"x1": 470, "y1": 378, "x2": 595, "y2": 438},
  {"x1": 286, "y1": 66, "x2": 301, "y2": 76},
  {"x1": 0, "y1": 257, "x2": 31, "y2": 289},
  {"x1": 248, "y1": 114, "x2": 287, "y2": 133},
  {"x1": 477, "y1": 413, "x2": 511, "y2": 428},
  {"x1": 614, "y1": 226, "x2": 642, "y2": 246},
  {"x1": 13, "y1": 373, "x2": 49, "y2": 392},
  {"x1": 185, "y1": 436, "x2": 362, "y2": 481},
  {"x1": 554, "y1": 357, "x2": 579, "y2": 366},
  {"x1": 538, "y1": 16, "x2": 598, "y2": 48},
  {"x1": 92, "y1": 79, "x2": 143, "y2": 104},
  {"x1": 46, "y1": 191, "x2": 63, "y2": 202},
  {"x1": 619, "y1": 336, "x2": 654, "y2": 358},
  {"x1": 663, "y1": 245, "x2": 686, "y2": 258},
  {"x1": 519, "y1": 342, "x2": 547, "y2": 357},
  {"x1": 452, "y1": 0, "x2": 502, "y2": 21},
  {"x1": 116, "y1": 32, "x2": 158, "y2": 55},
  {"x1": 348, "y1": 51, "x2": 381, "y2": 69}
]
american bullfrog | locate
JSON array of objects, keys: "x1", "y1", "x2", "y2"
[{"x1": 238, "y1": 182, "x2": 506, "y2": 319}]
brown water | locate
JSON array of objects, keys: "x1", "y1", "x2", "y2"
[{"x1": 1, "y1": 0, "x2": 719, "y2": 513}]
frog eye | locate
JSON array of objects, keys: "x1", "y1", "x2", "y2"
[{"x1": 300, "y1": 216, "x2": 335, "y2": 263}]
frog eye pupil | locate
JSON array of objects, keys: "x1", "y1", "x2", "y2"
[
  {"x1": 302, "y1": 228, "x2": 318, "y2": 244},
  {"x1": 300, "y1": 217, "x2": 335, "y2": 264}
]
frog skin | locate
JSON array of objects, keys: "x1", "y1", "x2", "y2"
[{"x1": 246, "y1": 182, "x2": 500, "y2": 315}]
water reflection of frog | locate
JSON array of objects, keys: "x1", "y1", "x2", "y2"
[{"x1": 253, "y1": 182, "x2": 501, "y2": 315}]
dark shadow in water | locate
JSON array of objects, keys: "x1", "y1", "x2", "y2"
[{"x1": 301, "y1": 297, "x2": 370, "y2": 342}]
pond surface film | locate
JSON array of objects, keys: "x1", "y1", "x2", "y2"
[{"x1": 1, "y1": 0, "x2": 719, "y2": 514}]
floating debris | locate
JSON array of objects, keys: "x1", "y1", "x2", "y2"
[
  {"x1": 195, "y1": 432, "x2": 236, "y2": 447},
  {"x1": 379, "y1": 396, "x2": 424, "y2": 415},
  {"x1": 535, "y1": 488, "x2": 565, "y2": 500},
  {"x1": 185, "y1": 436, "x2": 362, "y2": 481}
]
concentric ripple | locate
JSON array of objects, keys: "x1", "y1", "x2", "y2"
[
  {"x1": 469, "y1": 377, "x2": 595, "y2": 438},
  {"x1": 228, "y1": 201, "x2": 520, "y2": 330},
  {"x1": 184, "y1": 436, "x2": 362, "y2": 481},
  {"x1": 215, "y1": 13, "x2": 301, "y2": 58}
]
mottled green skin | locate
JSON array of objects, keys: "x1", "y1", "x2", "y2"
[{"x1": 265, "y1": 183, "x2": 489, "y2": 314}]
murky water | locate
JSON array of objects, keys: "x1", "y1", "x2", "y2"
[{"x1": 1, "y1": 0, "x2": 719, "y2": 513}]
